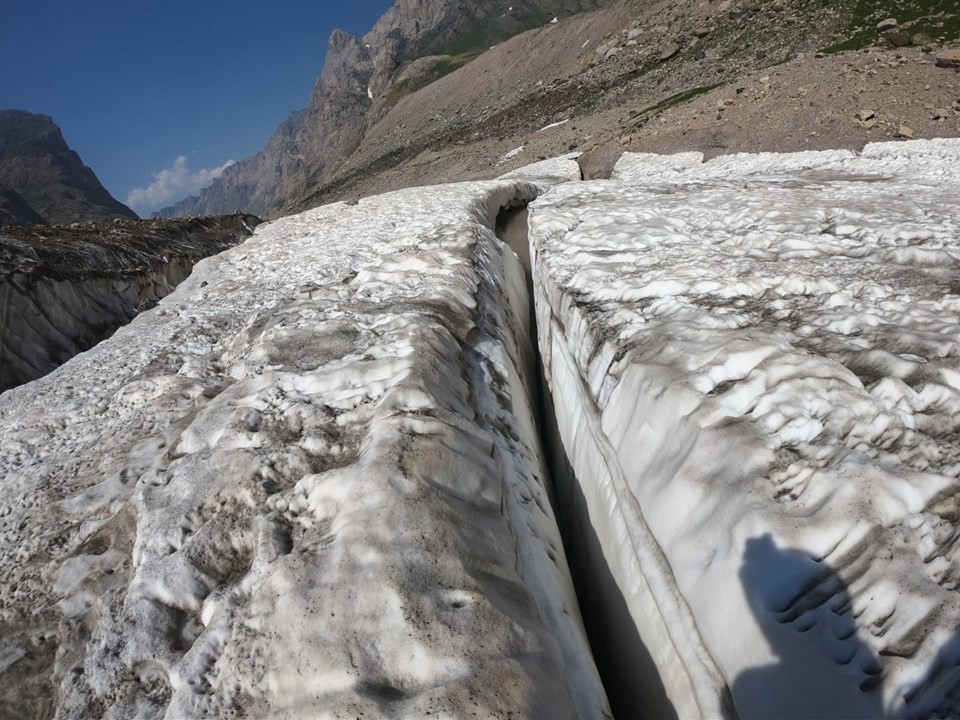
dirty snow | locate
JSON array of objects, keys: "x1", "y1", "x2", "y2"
[
  {"x1": 0, "y1": 180, "x2": 609, "y2": 718},
  {"x1": 498, "y1": 145, "x2": 525, "y2": 164},
  {"x1": 499, "y1": 152, "x2": 582, "y2": 182},
  {"x1": 4, "y1": 135, "x2": 960, "y2": 719}
]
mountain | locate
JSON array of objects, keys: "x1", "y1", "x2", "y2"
[
  {"x1": 0, "y1": 110, "x2": 137, "y2": 225},
  {"x1": 157, "y1": 0, "x2": 612, "y2": 218},
  {"x1": 159, "y1": 0, "x2": 960, "y2": 220},
  {"x1": 0, "y1": 184, "x2": 45, "y2": 227}
]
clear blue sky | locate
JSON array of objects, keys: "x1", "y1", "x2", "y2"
[{"x1": 0, "y1": 0, "x2": 394, "y2": 215}]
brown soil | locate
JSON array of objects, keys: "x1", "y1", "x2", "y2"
[{"x1": 289, "y1": 0, "x2": 960, "y2": 211}]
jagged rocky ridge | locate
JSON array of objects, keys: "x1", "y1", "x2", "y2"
[
  {"x1": 0, "y1": 213, "x2": 260, "y2": 392},
  {"x1": 0, "y1": 110, "x2": 137, "y2": 226},
  {"x1": 162, "y1": 0, "x2": 960, "y2": 220},
  {"x1": 157, "y1": 0, "x2": 612, "y2": 218}
]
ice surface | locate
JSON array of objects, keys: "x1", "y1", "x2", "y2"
[
  {"x1": 611, "y1": 150, "x2": 705, "y2": 181},
  {"x1": 499, "y1": 152, "x2": 582, "y2": 182},
  {"x1": 531, "y1": 138, "x2": 960, "y2": 719},
  {"x1": 0, "y1": 180, "x2": 609, "y2": 718},
  {"x1": 5, "y1": 136, "x2": 959, "y2": 719}
]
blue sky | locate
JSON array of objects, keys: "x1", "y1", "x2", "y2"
[{"x1": 1, "y1": 1, "x2": 395, "y2": 215}]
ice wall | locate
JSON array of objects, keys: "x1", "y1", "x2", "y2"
[
  {"x1": 0, "y1": 215, "x2": 260, "y2": 392},
  {"x1": 530, "y1": 139, "x2": 960, "y2": 719},
  {"x1": 0, "y1": 182, "x2": 609, "y2": 718}
]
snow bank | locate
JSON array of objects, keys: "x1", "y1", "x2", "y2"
[
  {"x1": 499, "y1": 152, "x2": 582, "y2": 182},
  {"x1": 531, "y1": 139, "x2": 960, "y2": 719},
  {"x1": 0, "y1": 180, "x2": 609, "y2": 718}
]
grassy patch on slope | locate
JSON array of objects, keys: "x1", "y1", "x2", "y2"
[
  {"x1": 628, "y1": 84, "x2": 723, "y2": 126},
  {"x1": 415, "y1": 7, "x2": 552, "y2": 59},
  {"x1": 822, "y1": 0, "x2": 960, "y2": 53}
]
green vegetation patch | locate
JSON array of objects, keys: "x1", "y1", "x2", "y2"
[
  {"x1": 821, "y1": 0, "x2": 960, "y2": 53},
  {"x1": 415, "y1": 6, "x2": 552, "y2": 59},
  {"x1": 630, "y1": 83, "x2": 723, "y2": 125},
  {"x1": 427, "y1": 52, "x2": 481, "y2": 81}
]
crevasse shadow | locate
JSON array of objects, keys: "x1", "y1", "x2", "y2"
[
  {"x1": 896, "y1": 620, "x2": 960, "y2": 718},
  {"x1": 732, "y1": 534, "x2": 884, "y2": 719}
]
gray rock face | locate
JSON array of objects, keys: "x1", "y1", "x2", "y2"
[
  {"x1": 159, "y1": 110, "x2": 308, "y2": 219},
  {"x1": 0, "y1": 185, "x2": 45, "y2": 227},
  {"x1": 0, "y1": 110, "x2": 138, "y2": 224},
  {"x1": 158, "y1": 0, "x2": 612, "y2": 218}
]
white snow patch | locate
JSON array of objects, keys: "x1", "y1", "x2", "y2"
[
  {"x1": 497, "y1": 145, "x2": 525, "y2": 164},
  {"x1": 537, "y1": 119, "x2": 569, "y2": 133},
  {"x1": 531, "y1": 138, "x2": 960, "y2": 719},
  {"x1": 499, "y1": 152, "x2": 581, "y2": 181}
]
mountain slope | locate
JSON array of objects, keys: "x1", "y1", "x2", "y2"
[
  {"x1": 157, "y1": 0, "x2": 613, "y2": 218},
  {"x1": 288, "y1": 0, "x2": 960, "y2": 210},
  {"x1": 160, "y1": 0, "x2": 960, "y2": 220},
  {"x1": 0, "y1": 110, "x2": 137, "y2": 224},
  {"x1": 0, "y1": 185, "x2": 45, "y2": 227}
]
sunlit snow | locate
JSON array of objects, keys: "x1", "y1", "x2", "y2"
[
  {"x1": 1, "y1": 139, "x2": 959, "y2": 719},
  {"x1": 0, "y1": 179, "x2": 609, "y2": 718},
  {"x1": 532, "y1": 138, "x2": 960, "y2": 719}
]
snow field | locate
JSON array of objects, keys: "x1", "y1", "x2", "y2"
[
  {"x1": 3, "y1": 138, "x2": 960, "y2": 719},
  {"x1": 530, "y1": 138, "x2": 960, "y2": 718},
  {"x1": 0, "y1": 180, "x2": 609, "y2": 718}
]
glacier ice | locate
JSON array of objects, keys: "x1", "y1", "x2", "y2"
[
  {"x1": 531, "y1": 138, "x2": 960, "y2": 719},
  {"x1": 1, "y1": 138, "x2": 960, "y2": 719},
  {"x1": 0, "y1": 181, "x2": 609, "y2": 718}
]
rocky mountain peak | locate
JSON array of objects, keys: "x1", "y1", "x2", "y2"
[
  {"x1": 0, "y1": 110, "x2": 61, "y2": 156},
  {"x1": 0, "y1": 109, "x2": 137, "y2": 225},
  {"x1": 158, "y1": 0, "x2": 613, "y2": 219}
]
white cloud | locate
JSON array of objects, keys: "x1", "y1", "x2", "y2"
[{"x1": 126, "y1": 156, "x2": 235, "y2": 210}]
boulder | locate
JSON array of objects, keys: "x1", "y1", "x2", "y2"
[
  {"x1": 659, "y1": 42, "x2": 681, "y2": 61},
  {"x1": 935, "y1": 49, "x2": 960, "y2": 68},
  {"x1": 889, "y1": 31, "x2": 912, "y2": 47},
  {"x1": 896, "y1": 125, "x2": 915, "y2": 139},
  {"x1": 577, "y1": 140, "x2": 624, "y2": 180}
]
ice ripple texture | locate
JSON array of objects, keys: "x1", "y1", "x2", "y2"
[
  {"x1": 0, "y1": 180, "x2": 609, "y2": 718},
  {"x1": 531, "y1": 139, "x2": 960, "y2": 719}
]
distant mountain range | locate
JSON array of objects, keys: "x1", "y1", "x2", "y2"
[
  {"x1": 156, "y1": 0, "x2": 612, "y2": 218},
  {"x1": 153, "y1": 0, "x2": 960, "y2": 222},
  {"x1": 0, "y1": 110, "x2": 137, "y2": 226}
]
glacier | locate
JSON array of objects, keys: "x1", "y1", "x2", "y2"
[
  {"x1": 0, "y1": 179, "x2": 609, "y2": 718},
  {"x1": 532, "y1": 138, "x2": 960, "y2": 719},
  {"x1": 0, "y1": 139, "x2": 959, "y2": 718}
]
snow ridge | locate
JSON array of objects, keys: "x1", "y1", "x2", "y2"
[
  {"x1": 0, "y1": 180, "x2": 609, "y2": 718},
  {"x1": 531, "y1": 138, "x2": 960, "y2": 719}
]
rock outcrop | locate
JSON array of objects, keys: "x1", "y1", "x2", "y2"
[
  {"x1": 157, "y1": 0, "x2": 612, "y2": 218},
  {"x1": 0, "y1": 185, "x2": 45, "y2": 227},
  {"x1": 0, "y1": 110, "x2": 137, "y2": 225}
]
